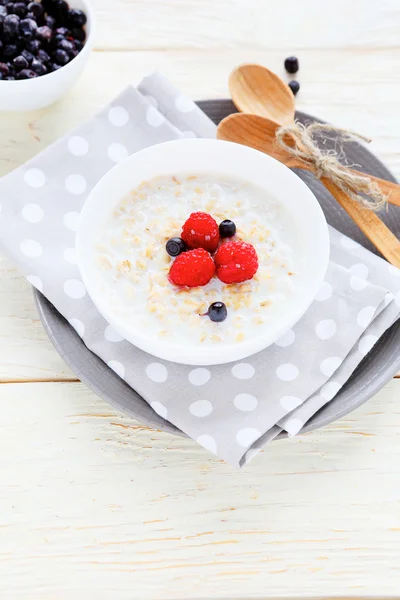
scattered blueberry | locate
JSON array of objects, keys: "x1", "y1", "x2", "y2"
[
  {"x1": 0, "y1": 61, "x2": 9, "y2": 76},
  {"x1": 6, "y1": 75, "x2": 15, "y2": 80},
  {"x1": 52, "y1": 47, "x2": 68, "y2": 65},
  {"x1": 16, "y1": 67, "x2": 37, "y2": 79},
  {"x1": 37, "y1": 48, "x2": 49, "y2": 63},
  {"x1": 4, "y1": 14, "x2": 20, "y2": 36},
  {"x1": 0, "y1": 6, "x2": 7, "y2": 23},
  {"x1": 71, "y1": 27, "x2": 85, "y2": 42},
  {"x1": 5, "y1": 3, "x2": 15, "y2": 15},
  {"x1": 68, "y1": 8, "x2": 86, "y2": 27},
  {"x1": 55, "y1": 26, "x2": 70, "y2": 37},
  {"x1": 13, "y1": 54, "x2": 29, "y2": 69},
  {"x1": 284, "y1": 56, "x2": 299, "y2": 74},
  {"x1": 219, "y1": 219, "x2": 236, "y2": 238},
  {"x1": 207, "y1": 302, "x2": 228, "y2": 323},
  {"x1": 3, "y1": 43, "x2": 18, "y2": 57},
  {"x1": 166, "y1": 237, "x2": 187, "y2": 257},
  {"x1": 45, "y1": 14, "x2": 56, "y2": 29},
  {"x1": 288, "y1": 80, "x2": 300, "y2": 96},
  {"x1": 73, "y1": 38, "x2": 83, "y2": 51},
  {"x1": 50, "y1": 61, "x2": 62, "y2": 71}
]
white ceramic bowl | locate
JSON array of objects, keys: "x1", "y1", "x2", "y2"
[
  {"x1": 0, "y1": 0, "x2": 94, "y2": 111},
  {"x1": 77, "y1": 139, "x2": 330, "y2": 366}
]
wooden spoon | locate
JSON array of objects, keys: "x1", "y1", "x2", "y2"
[
  {"x1": 217, "y1": 113, "x2": 400, "y2": 268},
  {"x1": 229, "y1": 63, "x2": 295, "y2": 125},
  {"x1": 229, "y1": 64, "x2": 400, "y2": 207}
]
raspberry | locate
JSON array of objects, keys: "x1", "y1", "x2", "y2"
[
  {"x1": 168, "y1": 248, "x2": 215, "y2": 288},
  {"x1": 215, "y1": 241, "x2": 258, "y2": 284},
  {"x1": 181, "y1": 212, "x2": 220, "y2": 253}
]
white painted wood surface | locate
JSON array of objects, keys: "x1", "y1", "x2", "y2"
[{"x1": 0, "y1": 0, "x2": 399, "y2": 597}]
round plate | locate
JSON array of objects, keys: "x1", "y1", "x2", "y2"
[{"x1": 33, "y1": 101, "x2": 400, "y2": 438}]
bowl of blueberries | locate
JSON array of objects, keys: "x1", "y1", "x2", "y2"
[{"x1": 0, "y1": 0, "x2": 94, "y2": 111}]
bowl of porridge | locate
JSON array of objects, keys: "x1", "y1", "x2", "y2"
[{"x1": 77, "y1": 139, "x2": 329, "y2": 365}]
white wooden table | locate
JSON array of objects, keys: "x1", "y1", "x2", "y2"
[{"x1": 1, "y1": 1, "x2": 400, "y2": 598}]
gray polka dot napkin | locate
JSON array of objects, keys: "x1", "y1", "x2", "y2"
[{"x1": 0, "y1": 72, "x2": 399, "y2": 467}]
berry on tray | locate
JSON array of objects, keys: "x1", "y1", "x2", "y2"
[
  {"x1": 0, "y1": 0, "x2": 87, "y2": 80},
  {"x1": 168, "y1": 248, "x2": 215, "y2": 288},
  {"x1": 207, "y1": 302, "x2": 228, "y2": 322},
  {"x1": 181, "y1": 212, "x2": 220, "y2": 253},
  {"x1": 288, "y1": 80, "x2": 300, "y2": 96},
  {"x1": 215, "y1": 240, "x2": 258, "y2": 284},
  {"x1": 284, "y1": 56, "x2": 299, "y2": 74},
  {"x1": 166, "y1": 237, "x2": 187, "y2": 257},
  {"x1": 219, "y1": 219, "x2": 236, "y2": 239}
]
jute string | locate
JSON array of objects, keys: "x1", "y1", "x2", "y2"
[{"x1": 276, "y1": 121, "x2": 388, "y2": 211}]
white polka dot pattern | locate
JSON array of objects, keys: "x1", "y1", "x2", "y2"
[
  {"x1": 151, "y1": 401, "x2": 168, "y2": 419},
  {"x1": 320, "y1": 356, "x2": 343, "y2": 377},
  {"x1": 175, "y1": 94, "x2": 196, "y2": 113},
  {"x1": 358, "y1": 335, "x2": 379, "y2": 356},
  {"x1": 63, "y1": 248, "x2": 77, "y2": 264},
  {"x1": 276, "y1": 363, "x2": 299, "y2": 382},
  {"x1": 108, "y1": 106, "x2": 129, "y2": 127},
  {"x1": 20, "y1": 239, "x2": 43, "y2": 258},
  {"x1": 108, "y1": 143, "x2": 129, "y2": 163},
  {"x1": 314, "y1": 281, "x2": 332, "y2": 301},
  {"x1": 285, "y1": 418, "x2": 303, "y2": 436},
  {"x1": 234, "y1": 393, "x2": 258, "y2": 412},
  {"x1": 68, "y1": 136, "x2": 89, "y2": 156},
  {"x1": 275, "y1": 329, "x2": 295, "y2": 348},
  {"x1": 104, "y1": 325, "x2": 124, "y2": 343},
  {"x1": 315, "y1": 319, "x2": 337, "y2": 340},
  {"x1": 236, "y1": 428, "x2": 261, "y2": 448},
  {"x1": 231, "y1": 363, "x2": 255, "y2": 379},
  {"x1": 65, "y1": 174, "x2": 87, "y2": 195},
  {"x1": 340, "y1": 236, "x2": 360, "y2": 250},
  {"x1": 68, "y1": 318, "x2": 85, "y2": 337},
  {"x1": 197, "y1": 434, "x2": 217, "y2": 454},
  {"x1": 357, "y1": 305, "x2": 376, "y2": 328},
  {"x1": 24, "y1": 168, "x2": 46, "y2": 188},
  {"x1": 280, "y1": 396, "x2": 302, "y2": 411},
  {"x1": 188, "y1": 368, "x2": 210, "y2": 386},
  {"x1": 146, "y1": 106, "x2": 165, "y2": 127},
  {"x1": 64, "y1": 279, "x2": 85, "y2": 299},
  {"x1": 26, "y1": 275, "x2": 43, "y2": 292},
  {"x1": 22, "y1": 203, "x2": 44, "y2": 223},
  {"x1": 146, "y1": 363, "x2": 168, "y2": 383},
  {"x1": 108, "y1": 360, "x2": 126, "y2": 379},
  {"x1": 320, "y1": 381, "x2": 341, "y2": 401},
  {"x1": 189, "y1": 400, "x2": 213, "y2": 417},
  {"x1": 63, "y1": 212, "x2": 80, "y2": 231}
]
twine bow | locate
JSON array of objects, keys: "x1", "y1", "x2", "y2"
[{"x1": 275, "y1": 122, "x2": 387, "y2": 211}]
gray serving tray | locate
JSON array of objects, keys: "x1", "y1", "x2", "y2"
[{"x1": 33, "y1": 101, "x2": 400, "y2": 438}]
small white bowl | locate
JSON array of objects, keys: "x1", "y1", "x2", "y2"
[
  {"x1": 0, "y1": 0, "x2": 94, "y2": 111},
  {"x1": 77, "y1": 139, "x2": 330, "y2": 366}
]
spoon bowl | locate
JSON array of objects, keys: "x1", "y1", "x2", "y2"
[{"x1": 229, "y1": 64, "x2": 295, "y2": 125}]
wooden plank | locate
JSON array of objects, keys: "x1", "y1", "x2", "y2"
[
  {"x1": 0, "y1": 379, "x2": 399, "y2": 598},
  {"x1": 89, "y1": 0, "x2": 400, "y2": 51}
]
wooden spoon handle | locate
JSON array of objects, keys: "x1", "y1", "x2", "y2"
[
  {"x1": 347, "y1": 169, "x2": 400, "y2": 207},
  {"x1": 321, "y1": 177, "x2": 400, "y2": 267}
]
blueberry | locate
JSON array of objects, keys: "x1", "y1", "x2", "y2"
[
  {"x1": 67, "y1": 8, "x2": 86, "y2": 28},
  {"x1": 6, "y1": 75, "x2": 15, "y2": 80},
  {"x1": 3, "y1": 43, "x2": 18, "y2": 57},
  {"x1": 37, "y1": 48, "x2": 49, "y2": 63},
  {"x1": 50, "y1": 61, "x2": 62, "y2": 71},
  {"x1": 6, "y1": 2, "x2": 15, "y2": 14},
  {"x1": 0, "y1": 40, "x2": 3, "y2": 53},
  {"x1": 207, "y1": 302, "x2": 228, "y2": 323},
  {"x1": 13, "y1": 2, "x2": 27, "y2": 17},
  {"x1": 19, "y1": 17, "x2": 37, "y2": 39},
  {"x1": 284, "y1": 56, "x2": 299, "y2": 74},
  {"x1": 21, "y1": 48, "x2": 33, "y2": 63},
  {"x1": 45, "y1": 14, "x2": 56, "y2": 29},
  {"x1": 25, "y1": 38, "x2": 40, "y2": 52},
  {"x1": 71, "y1": 26, "x2": 85, "y2": 42},
  {"x1": 0, "y1": 61, "x2": 10, "y2": 76},
  {"x1": 36, "y1": 25, "x2": 52, "y2": 41},
  {"x1": 72, "y1": 38, "x2": 83, "y2": 51},
  {"x1": 27, "y1": 2, "x2": 43, "y2": 18},
  {"x1": 288, "y1": 80, "x2": 300, "y2": 96},
  {"x1": 219, "y1": 219, "x2": 236, "y2": 238},
  {"x1": 4, "y1": 14, "x2": 20, "y2": 35},
  {"x1": 0, "y1": 73, "x2": 3, "y2": 80},
  {"x1": 16, "y1": 67, "x2": 37, "y2": 78},
  {"x1": 13, "y1": 54, "x2": 28, "y2": 69},
  {"x1": 31, "y1": 56, "x2": 46, "y2": 74},
  {"x1": 0, "y1": 5, "x2": 7, "y2": 22},
  {"x1": 53, "y1": 0, "x2": 68, "y2": 21},
  {"x1": 52, "y1": 47, "x2": 68, "y2": 64},
  {"x1": 166, "y1": 237, "x2": 187, "y2": 257},
  {"x1": 58, "y1": 37, "x2": 73, "y2": 54}
]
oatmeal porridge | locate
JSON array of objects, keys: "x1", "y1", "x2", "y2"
[{"x1": 94, "y1": 173, "x2": 299, "y2": 346}]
